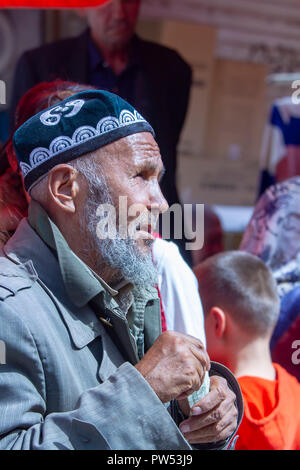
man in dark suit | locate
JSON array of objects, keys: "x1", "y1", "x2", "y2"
[{"x1": 10, "y1": 0, "x2": 192, "y2": 263}]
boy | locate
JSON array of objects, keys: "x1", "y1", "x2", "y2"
[{"x1": 194, "y1": 251, "x2": 300, "y2": 450}]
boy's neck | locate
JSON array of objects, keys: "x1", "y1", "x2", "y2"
[{"x1": 229, "y1": 337, "x2": 276, "y2": 381}]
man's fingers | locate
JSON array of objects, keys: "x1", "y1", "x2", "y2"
[
  {"x1": 175, "y1": 363, "x2": 204, "y2": 400},
  {"x1": 182, "y1": 418, "x2": 237, "y2": 444},
  {"x1": 180, "y1": 396, "x2": 237, "y2": 431},
  {"x1": 175, "y1": 347, "x2": 210, "y2": 400},
  {"x1": 178, "y1": 332, "x2": 206, "y2": 349},
  {"x1": 176, "y1": 386, "x2": 199, "y2": 401},
  {"x1": 178, "y1": 374, "x2": 238, "y2": 444},
  {"x1": 192, "y1": 375, "x2": 234, "y2": 414},
  {"x1": 171, "y1": 331, "x2": 208, "y2": 356},
  {"x1": 190, "y1": 345, "x2": 210, "y2": 372},
  {"x1": 136, "y1": 330, "x2": 213, "y2": 403},
  {"x1": 179, "y1": 397, "x2": 238, "y2": 443},
  {"x1": 191, "y1": 386, "x2": 235, "y2": 417},
  {"x1": 191, "y1": 386, "x2": 224, "y2": 414},
  {"x1": 180, "y1": 405, "x2": 223, "y2": 433}
]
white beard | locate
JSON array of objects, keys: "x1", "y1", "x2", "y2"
[{"x1": 80, "y1": 168, "x2": 158, "y2": 287}]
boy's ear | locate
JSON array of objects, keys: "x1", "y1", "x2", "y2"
[{"x1": 210, "y1": 306, "x2": 226, "y2": 339}]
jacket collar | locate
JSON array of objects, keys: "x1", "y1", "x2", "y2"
[{"x1": 87, "y1": 31, "x2": 141, "y2": 73}]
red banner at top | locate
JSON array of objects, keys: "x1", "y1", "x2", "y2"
[{"x1": 0, "y1": 0, "x2": 110, "y2": 7}]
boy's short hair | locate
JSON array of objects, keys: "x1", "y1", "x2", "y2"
[{"x1": 194, "y1": 251, "x2": 280, "y2": 336}]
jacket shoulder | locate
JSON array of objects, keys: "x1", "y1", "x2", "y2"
[
  {"x1": 138, "y1": 37, "x2": 191, "y2": 69},
  {"x1": 0, "y1": 258, "x2": 37, "y2": 302}
]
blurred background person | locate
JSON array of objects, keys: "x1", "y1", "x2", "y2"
[
  {"x1": 240, "y1": 177, "x2": 300, "y2": 381},
  {"x1": 0, "y1": 168, "x2": 27, "y2": 245},
  {"x1": 258, "y1": 97, "x2": 300, "y2": 197},
  {"x1": 191, "y1": 204, "x2": 224, "y2": 267}
]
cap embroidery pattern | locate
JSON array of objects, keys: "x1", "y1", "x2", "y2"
[
  {"x1": 39, "y1": 99, "x2": 86, "y2": 126},
  {"x1": 20, "y1": 109, "x2": 146, "y2": 177}
]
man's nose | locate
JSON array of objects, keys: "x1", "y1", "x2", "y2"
[{"x1": 148, "y1": 184, "x2": 169, "y2": 216}]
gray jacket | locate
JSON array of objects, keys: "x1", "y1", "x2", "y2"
[{"x1": 0, "y1": 219, "x2": 192, "y2": 450}]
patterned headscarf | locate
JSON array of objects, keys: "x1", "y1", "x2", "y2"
[{"x1": 240, "y1": 177, "x2": 300, "y2": 299}]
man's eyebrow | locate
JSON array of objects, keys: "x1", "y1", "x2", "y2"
[{"x1": 136, "y1": 159, "x2": 165, "y2": 179}]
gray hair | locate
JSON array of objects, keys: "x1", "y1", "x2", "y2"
[{"x1": 29, "y1": 149, "x2": 107, "y2": 205}]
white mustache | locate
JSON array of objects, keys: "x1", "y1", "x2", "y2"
[{"x1": 128, "y1": 210, "x2": 159, "y2": 238}]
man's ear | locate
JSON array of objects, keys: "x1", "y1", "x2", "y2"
[
  {"x1": 209, "y1": 306, "x2": 226, "y2": 339},
  {"x1": 47, "y1": 164, "x2": 80, "y2": 214}
]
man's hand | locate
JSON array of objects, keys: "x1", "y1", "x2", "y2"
[
  {"x1": 135, "y1": 331, "x2": 210, "y2": 403},
  {"x1": 178, "y1": 375, "x2": 238, "y2": 444}
]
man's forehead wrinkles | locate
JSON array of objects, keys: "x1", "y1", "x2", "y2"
[
  {"x1": 131, "y1": 143, "x2": 162, "y2": 162},
  {"x1": 134, "y1": 154, "x2": 163, "y2": 170},
  {"x1": 132, "y1": 145, "x2": 160, "y2": 158},
  {"x1": 129, "y1": 135, "x2": 159, "y2": 151}
]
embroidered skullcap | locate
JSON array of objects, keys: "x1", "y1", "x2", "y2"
[{"x1": 13, "y1": 90, "x2": 155, "y2": 192}]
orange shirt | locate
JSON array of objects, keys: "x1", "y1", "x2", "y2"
[{"x1": 236, "y1": 363, "x2": 300, "y2": 450}]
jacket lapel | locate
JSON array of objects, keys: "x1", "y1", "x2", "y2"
[{"x1": 93, "y1": 299, "x2": 139, "y2": 366}]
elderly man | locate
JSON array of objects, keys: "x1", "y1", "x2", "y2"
[{"x1": 0, "y1": 90, "x2": 242, "y2": 449}]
